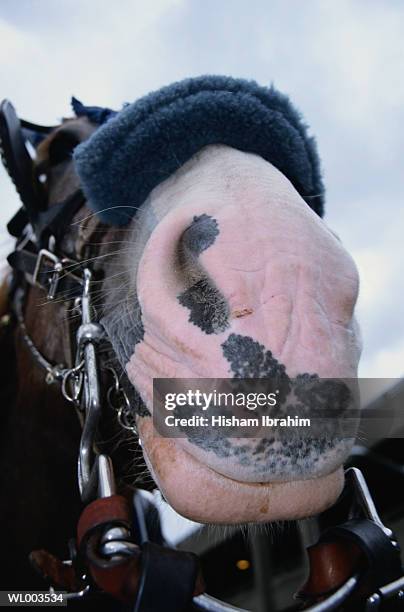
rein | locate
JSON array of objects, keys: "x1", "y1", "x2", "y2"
[{"x1": 2, "y1": 97, "x2": 404, "y2": 611}]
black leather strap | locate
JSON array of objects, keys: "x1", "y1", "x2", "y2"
[
  {"x1": 20, "y1": 117, "x2": 55, "y2": 147},
  {"x1": 320, "y1": 518, "x2": 403, "y2": 592},
  {"x1": 134, "y1": 542, "x2": 199, "y2": 612},
  {"x1": 36, "y1": 189, "x2": 85, "y2": 246},
  {"x1": 0, "y1": 99, "x2": 46, "y2": 220},
  {"x1": 7, "y1": 246, "x2": 83, "y2": 299},
  {"x1": 7, "y1": 207, "x2": 29, "y2": 239},
  {"x1": 8, "y1": 189, "x2": 85, "y2": 245},
  {"x1": 1, "y1": 99, "x2": 88, "y2": 297}
]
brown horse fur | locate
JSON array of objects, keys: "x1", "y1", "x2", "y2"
[
  {"x1": 0, "y1": 289, "x2": 83, "y2": 590},
  {"x1": 0, "y1": 118, "x2": 142, "y2": 602}
]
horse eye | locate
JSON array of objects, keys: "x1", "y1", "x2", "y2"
[{"x1": 48, "y1": 132, "x2": 80, "y2": 166}]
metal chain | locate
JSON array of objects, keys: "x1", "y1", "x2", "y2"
[
  {"x1": 105, "y1": 365, "x2": 137, "y2": 435},
  {"x1": 13, "y1": 286, "x2": 85, "y2": 391}
]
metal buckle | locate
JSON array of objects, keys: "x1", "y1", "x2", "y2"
[
  {"x1": 32, "y1": 247, "x2": 82, "y2": 300},
  {"x1": 32, "y1": 248, "x2": 61, "y2": 299}
]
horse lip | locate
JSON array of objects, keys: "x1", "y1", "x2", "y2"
[
  {"x1": 163, "y1": 438, "x2": 342, "y2": 487},
  {"x1": 138, "y1": 415, "x2": 347, "y2": 487},
  {"x1": 138, "y1": 419, "x2": 345, "y2": 523}
]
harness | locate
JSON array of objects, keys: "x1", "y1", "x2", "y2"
[{"x1": 1, "y1": 96, "x2": 404, "y2": 611}]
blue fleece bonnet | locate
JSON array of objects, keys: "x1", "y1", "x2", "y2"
[{"x1": 72, "y1": 75, "x2": 324, "y2": 226}]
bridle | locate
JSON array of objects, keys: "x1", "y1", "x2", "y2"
[
  {"x1": 1, "y1": 97, "x2": 404, "y2": 611},
  {"x1": 1, "y1": 98, "x2": 202, "y2": 609}
]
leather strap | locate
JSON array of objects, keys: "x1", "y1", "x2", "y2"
[
  {"x1": 134, "y1": 542, "x2": 201, "y2": 612},
  {"x1": 35, "y1": 189, "x2": 86, "y2": 247},
  {"x1": 77, "y1": 495, "x2": 141, "y2": 603},
  {"x1": 0, "y1": 99, "x2": 46, "y2": 220},
  {"x1": 7, "y1": 246, "x2": 83, "y2": 299},
  {"x1": 321, "y1": 519, "x2": 403, "y2": 593},
  {"x1": 20, "y1": 117, "x2": 55, "y2": 147},
  {"x1": 77, "y1": 495, "x2": 132, "y2": 546},
  {"x1": 298, "y1": 540, "x2": 364, "y2": 598},
  {"x1": 76, "y1": 495, "x2": 202, "y2": 609},
  {"x1": 29, "y1": 549, "x2": 80, "y2": 592},
  {"x1": 298, "y1": 518, "x2": 403, "y2": 605},
  {"x1": 7, "y1": 188, "x2": 85, "y2": 245}
]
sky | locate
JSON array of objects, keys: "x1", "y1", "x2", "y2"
[{"x1": 0, "y1": 0, "x2": 403, "y2": 379}]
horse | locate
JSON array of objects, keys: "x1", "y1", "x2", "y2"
[{"x1": 0, "y1": 76, "x2": 365, "y2": 609}]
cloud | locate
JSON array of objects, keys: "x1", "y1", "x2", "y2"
[
  {"x1": 0, "y1": 0, "x2": 186, "y2": 120},
  {"x1": 354, "y1": 241, "x2": 404, "y2": 378},
  {"x1": 0, "y1": 0, "x2": 403, "y2": 378},
  {"x1": 360, "y1": 342, "x2": 404, "y2": 380}
]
